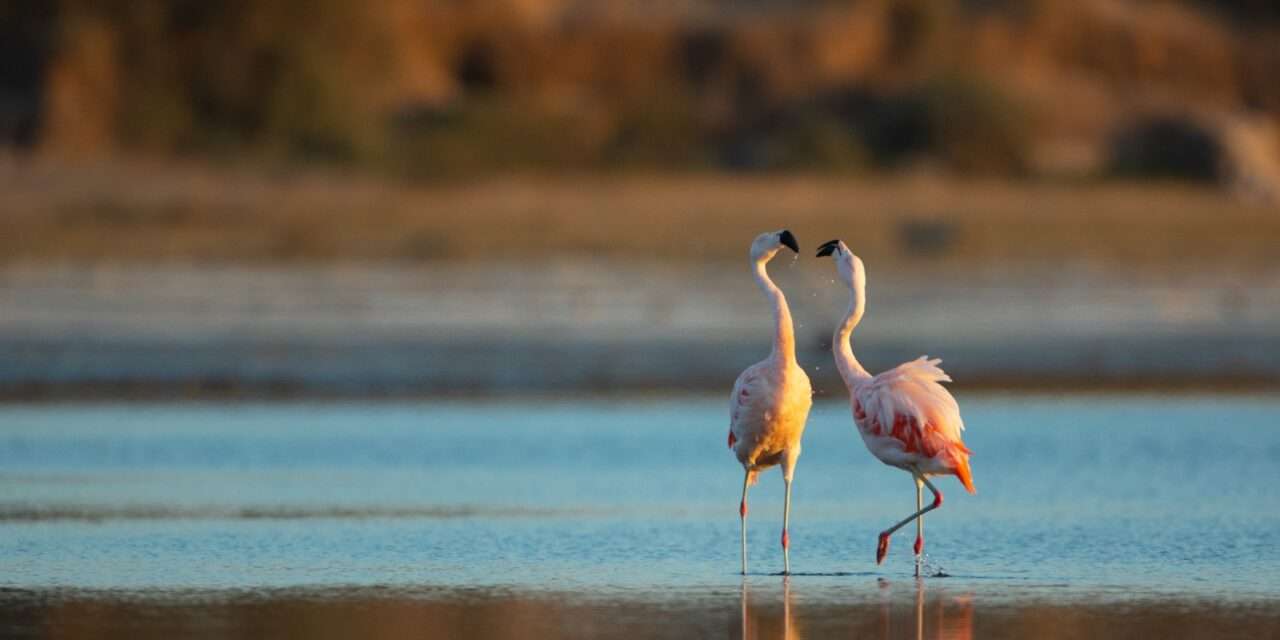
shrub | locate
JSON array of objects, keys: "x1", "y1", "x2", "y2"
[
  {"x1": 718, "y1": 108, "x2": 867, "y2": 172},
  {"x1": 387, "y1": 99, "x2": 599, "y2": 178},
  {"x1": 913, "y1": 73, "x2": 1032, "y2": 175},
  {"x1": 1107, "y1": 114, "x2": 1225, "y2": 182},
  {"x1": 603, "y1": 94, "x2": 712, "y2": 170},
  {"x1": 816, "y1": 74, "x2": 1031, "y2": 176}
]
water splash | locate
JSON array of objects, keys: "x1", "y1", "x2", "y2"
[{"x1": 920, "y1": 554, "x2": 951, "y2": 578}]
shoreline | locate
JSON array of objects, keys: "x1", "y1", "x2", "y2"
[
  {"x1": 2, "y1": 581, "x2": 1277, "y2": 640},
  {"x1": 2, "y1": 261, "x2": 1276, "y2": 400},
  {"x1": 1, "y1": 376, "x2": 1277, "y2": 404}
]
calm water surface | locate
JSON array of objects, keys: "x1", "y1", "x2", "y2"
[{"x1": 0, "y1": 395, "x2": 1278, "y2": 638}]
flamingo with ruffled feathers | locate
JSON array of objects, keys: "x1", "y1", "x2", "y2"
[
  {"x1": 816, "y1": 239, "x2": 975, "y2": 577},
  {"x1": 728, "y1": 230, "x2": 813, "y2": 575}
]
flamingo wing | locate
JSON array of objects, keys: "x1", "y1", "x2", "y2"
[
  {"x1": 854, "y1": 357, "x2": 975, "y2": 492},
  {"x1": 728, "y1": 364, "x2": 763, "y2": 447}
]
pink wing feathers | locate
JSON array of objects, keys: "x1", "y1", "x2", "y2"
[
  {"x1": 728, "y1": 366, "x2": 760, "y2": 448},
  {"x1": 727, "y1": 364, "x2": 767, "y2": 485},
  {"x1": 853, "y1": 357, "x2": 975, "y2": 493}
]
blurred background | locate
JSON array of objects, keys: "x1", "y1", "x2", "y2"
[{"x1": 2, "y1": 0, "x2": 1279, "y2": 397}]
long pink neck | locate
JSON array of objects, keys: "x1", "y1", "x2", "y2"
[
  {"x1": 834, "y1": 279, "x2": 870, "y2": 386},
  {"x1": 753, "y1": 257, "x2": 796, "y2": 366}
]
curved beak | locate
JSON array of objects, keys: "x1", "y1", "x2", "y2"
[
  {"x1": 778, "y1": 230, "x2": 799, "y2": 253},
  {"x1": 816, "y1": 239, "x2": 840, "y2": 257}
]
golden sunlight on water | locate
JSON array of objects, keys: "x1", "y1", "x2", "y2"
[
  {"x1": 740, "y1": 578, "x2": 972, "y2": 640},
  {"x1": 7, "y1": 583, "x2": 1275, "y2": 640}
]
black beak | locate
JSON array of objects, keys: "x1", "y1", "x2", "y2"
[
  {"x1": 779, "y1": 230, "x2": 799, "y2": 253},
  {"x1": 816, "y1": 239, "x2": 840, "y2": 257}
]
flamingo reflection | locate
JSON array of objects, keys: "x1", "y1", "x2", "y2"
[
  {"x1": 879, "y1": 580, "x2": 974, "y2": 640},
  {"x1": 738, "y1": 578, "x2": 800, "y2": 640},
  {"x1": 739, "y1": 578, "x2": 972, "y2": 639}
]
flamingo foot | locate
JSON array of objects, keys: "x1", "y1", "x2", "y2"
[{"x1": 876, "y1": 532, "x2": 891, "y2": 565}]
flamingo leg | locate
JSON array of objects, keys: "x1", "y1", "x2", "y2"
[
  {"x1": 876, "y1": 474, "x2": 943, "y2": 569},
  {"x1": 782, "y1": 476, "x2": 793, "y2": 575},
  {"x1": 740, "y1": 469, "x2": 751, "y2": 575},
  {"x1": 914, "y1": 477, "x2": 924, "y2": 578}
]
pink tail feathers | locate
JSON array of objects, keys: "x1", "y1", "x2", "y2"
[{"x1": 953, "y1": 455, "x2": 976, "y2": 494}]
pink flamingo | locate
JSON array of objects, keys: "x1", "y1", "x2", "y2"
[
  {"x1": 816, "y1": 239, "x2": 975, "y2": 577},
  {"x1": 728, "y1": 230, "x2": 813, "y2": 575}
]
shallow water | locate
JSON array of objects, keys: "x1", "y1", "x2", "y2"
[{"x1": 0, "y1": 395, "x2": 1278, "y2": 637}]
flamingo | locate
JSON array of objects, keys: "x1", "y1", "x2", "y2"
[
  {"x1": 816, "y1": 239, "x2": 975, "y2": 577},
  {"x1": 728, "y1": 229, "x2": 813, "y2": 576}
]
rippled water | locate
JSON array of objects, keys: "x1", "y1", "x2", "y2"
[{"x1": 0, "y1": 395, "x2": 1278, "y2": 638}]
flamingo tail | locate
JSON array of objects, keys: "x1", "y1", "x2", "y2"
[{"x1": 953, "y1": 456, "x2": 976, "y2": 494}]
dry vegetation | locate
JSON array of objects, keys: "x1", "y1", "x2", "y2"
[
  {"x1": 3, "y1": 159, "x2": 1276, "y2": 270},
  {"x1": 4, "y1": 0, "x2": 1278, "y2": 183},
  {"x1": 4, "y1": 1, "x2": 1279, "y2": 269}
]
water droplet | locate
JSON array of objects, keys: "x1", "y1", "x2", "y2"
[{"x1": 920, "y1": 554, "x2": 950, "y2": 578}]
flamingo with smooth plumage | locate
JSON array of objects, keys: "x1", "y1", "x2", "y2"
[
  {"x1": 816, "y1": 239, "x2": 975, "y2": 577},
  {"x1": 728, "y1": 230, "x2": 813, "y2": 576}
]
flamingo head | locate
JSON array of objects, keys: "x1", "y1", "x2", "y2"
[
  {"x1": 750, "y1": 229, "x2": 800, "y2": 261},
  {"x1": 816, "y1": 239, "x2": 865, "y2": 292}
]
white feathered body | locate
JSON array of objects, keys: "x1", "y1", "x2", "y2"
[{"x1": 729, "y1": 358, "x2": 812, "y2": 485}]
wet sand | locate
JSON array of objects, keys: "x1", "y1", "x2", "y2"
[{"x1": 3, "y1": 581, "x2": 1277, "y2": 640}]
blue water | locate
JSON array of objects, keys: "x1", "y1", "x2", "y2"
[{"x1": 0, "y1": 395, "x2": 1278, "y2": 603}]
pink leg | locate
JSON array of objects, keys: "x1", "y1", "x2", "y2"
[
  {"x1": 914, "y1": 478, "x2": 924, "y2": 578},
  {"x1": 877, "y1": 474, "x2": 943, "y2": 569},
  {"x1": 740, "y1": 470, "x2": 750, "y2": 575},
  {"x1": 781, "y1": 477, "x2": 792, "y2": 575},
  {"x1": 780, "y1": 452, "x2": 799, "y2": 575}
]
